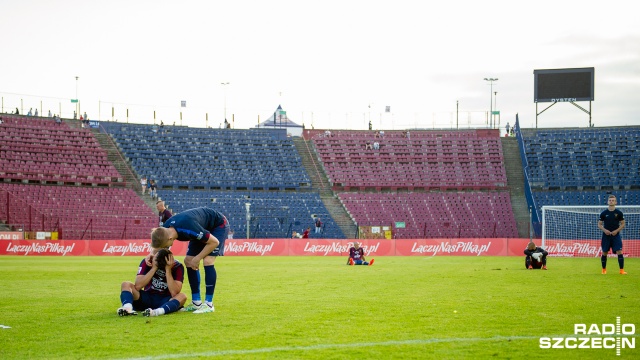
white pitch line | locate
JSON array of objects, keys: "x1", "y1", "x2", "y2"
[{"x1": 115, "y1": 335, "x2": 577, "y2": 360}]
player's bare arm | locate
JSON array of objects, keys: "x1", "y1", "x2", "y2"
[
  {"x1": 185, "y1": 234, "x2": 220, "y2": 270},
  {"x1": 598, "y1": 220, "x2": 611, "y2": 236},
  {"x1": 164, "y1": 254, "x2": 183, "y2": 297},
  {"x1": 135, "y1": 256, "x2": 159, "y2": 290},
  {"x1": 612, "y1": 219, "x2": 625, "y2": 236}
]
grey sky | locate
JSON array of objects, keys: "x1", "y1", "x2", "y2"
[{"x1": 1, "y1": 0, "x2": 639, "y2": 130}]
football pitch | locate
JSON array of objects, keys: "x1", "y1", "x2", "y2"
[{"x1": 0, "y1": 256, "x2": 638, "y2": 359}]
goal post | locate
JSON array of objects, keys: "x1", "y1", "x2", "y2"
[{"x1": 541, "y1": 205, "x2": 640, "y2": 257}]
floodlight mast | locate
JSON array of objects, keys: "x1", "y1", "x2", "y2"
[{"x1": 484, "y1": 78, "x2": 498, "y2": 128}]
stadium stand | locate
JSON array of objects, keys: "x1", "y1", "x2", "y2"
[
  {"x1": 0, "y1": 183, "x2": 155, "y2": 239},
  {"x1": 339, "y1": 191, "x2": 517, "y2": 238},
  {"x1": 516, "y1": 122, "x2": 640, "y2": 236},
  {"x1": 305, "y1": 129, "x2": 506, "y2": 191},
  {"x1": 0, "y1": 116, "x2": 123, "y2": 186},
  {"x1": 100, "y1": 123, "x2": 311, "y2": 191},
  {"x1": 157, "y1": 190, "x2": 345, "y2": 239},
  {"x1": 521, "y1": 127, "x2": 640, "y2": 191}
]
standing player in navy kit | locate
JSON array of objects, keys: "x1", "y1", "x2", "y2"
[
  {"x1": 598, "y1": 194, "x2": 627, "y2": 274},
  {"x1": 151, "y1": 207, "x2": 229, "y2": 313}
]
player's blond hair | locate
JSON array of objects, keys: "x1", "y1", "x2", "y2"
[
  {"x1": 151, "y1": 227, "x2": 171, "y2": 248},
  {"x1": 527, "y1": 242, "x2": 536, "y2": 250}
]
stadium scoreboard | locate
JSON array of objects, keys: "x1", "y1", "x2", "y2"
[{"x1": 533, "y1": 67, "x2": 594, "y2": 103}]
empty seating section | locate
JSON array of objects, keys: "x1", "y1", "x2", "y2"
[
  {"x1": 521, "y1": 127, "x2": 640, "y2": 190},
  {"x1": 308, "y1": 129, "x2": 506, "y2": 190},
  {"x1": 0, "y1": 116, "x2": 122, "y2": 185},
  {"x1": 339, "y1": 192, "x2": 517, "y2": 238},
  {"x1": 157, "y1": 190, "x2": 346, "y2": 238},
  {"x1": 100, "y1": 123, "x2": 310, "y2": 190},
  {"x1": 0, "y1": 183, "x2": 156, "y2": 239}
]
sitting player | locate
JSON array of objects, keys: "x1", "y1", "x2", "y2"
[
  {"x1": 118, "y1": 248, "x2": 187, "y2": 317},
  {"x1": 524, "y1": 241, "x2": 548, "y2": 270},
  {"x1": 347, "y1": 242, "x2": 374, "y2": 266}
]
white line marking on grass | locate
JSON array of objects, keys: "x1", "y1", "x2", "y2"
[
  {"x1": 116, "y1": 335, "x2": 575, "y2": 360},
  {"x1": 0, "y1": 325, "x2": 11, "y2": 329}
]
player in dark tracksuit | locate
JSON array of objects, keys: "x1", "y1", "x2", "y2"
[
  {"x1": 598, "y1": 194, "x2": 626, "y2": 274},
  {"x1": 150, "y1": 207, "x2": 229, "y2": 313},
  {"x1": 524, "y1": 242, "x2": 548, "y2": 270}
]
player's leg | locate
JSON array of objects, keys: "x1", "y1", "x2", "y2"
[
  {"x1": 144, "y1": 293, "x2": 187, "y2": 317},
  {"x1": 196, "y1": 225, "x2": 227, "y2": 313},
  {"x1": 541, "y1": 254, "x2": 548, "y2": 270},
  {"x1": 601, "y1": 237, "x2": 611, "y2": 274},
  {"x1": 613, "y1": 236, "x2": 626, "y2": 274},
  {"x1": 118, "y1": 281, "x2": 139, "y2": 316},
  {"x1": 525, "y1": 256, "x2": 532, "y2": 269},
  {"x1": 184, "y1": 241, "x2": 204, "y2": 310}
]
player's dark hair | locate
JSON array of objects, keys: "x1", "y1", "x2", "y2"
[{"x1": 155, "y1": 248, "x2": 172, "y2": 269}]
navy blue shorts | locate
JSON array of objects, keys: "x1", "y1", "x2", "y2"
[
  {"x1": 187, "y1": 218, "x2": 229, "y2": 257},
  {"x1": 132, "y1": 291, "x2": 172, "y2": 311},
  {"x1": 601, "y1": 234, "x2": 623, "y2": 252}
]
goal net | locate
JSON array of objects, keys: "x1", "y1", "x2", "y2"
[{"x1": 541, "y1": 206, "x2": 640, "y2": 257}]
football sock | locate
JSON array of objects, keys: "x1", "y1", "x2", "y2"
[
  {"x1": 618, "y1": 254, "x2": 624, "y2": 269},
  {"x1": 204, "y1": 265, "x2": 217, "y2": 303},
  {"x1": 161, "y1": 299, "x2": 181, "y2": 315},
  {"x1": 601, "y1": 255, "x2": 607, "y2": 269},
  {"x1": 187, "y1": 267, "x2": 201, "y2": 301},
  {"x1": 120, "y1": 291, "x2": 134, "y2": 307}
]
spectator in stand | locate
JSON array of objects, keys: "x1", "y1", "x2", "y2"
[
  {"x1": 302, "y1": 227, "x2": 310, "y2": 238},
  {"x1": 365, "y1": 141, "x2": 372, "y2": 150},
  {"x1": 84, "y1": 112, "x2": 88, "y2": 121},
  {"x1": 0, "y1": 117, "x2": 3, "y2": 125},
  {"x1": 48, "y1": 110, "x2": 52, "y2": 118},
  {"x1": 140, "y1": 177, "x2": 147, "y2": 194},
  {"x1": 368, "y1": 119, "x2": 372, "y2": 130},
  {"x1": 117, "y1": 248, "x2": 187, "y2": 317},
  {"x1": 73, "y1": 110, "x2": 77, "y2": 119},
  {"x1": 34, "y1": 109, "x2": 38, "y2": 117},
  {"x1": 156, "y1": 200, "x2": 172, "y2": 227},
  {"x1": 505, "y1": 122, "x2": 510, "y2": 137},
  {"x1": 347, "y1": 242, "x2": 374, "y2": 266},
  {"x1": 227, "y1": 229, "x2": 234, "y2": 239},
  {"x1": 373, "y1": 141, "x2": 380, "y2": 150},
  {"x1": 27, "y1": 108, "x2": 33, "y2": 116},
  {"x1": 149, "y1": 179, "x2": 157, "y2": 199},
  {"x1": 15, "y1": 107, "x2": 19, "y2": 115},
  {"x1": 292, "y1": 231, "x2": 302, "y2": 238},
  {"x1": 315, "y1": 217, "x2": 322, "y2": 234},
  {"x1": 379, "y1": 130, "x2": 384, "y2": 138},
  {"x1": 55, "y1": 115, "x2": 62, "y2": 125}
]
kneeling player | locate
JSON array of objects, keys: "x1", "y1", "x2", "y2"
[
  {"x1": 118, "y1": 249, "x2": 187, "y2": 317},
  {"x1": 524, "y1": 242, "x2": 548, "y2": 270},
  {"x1": 347, "y1": 242, "x2": 374, "y2": 266}
]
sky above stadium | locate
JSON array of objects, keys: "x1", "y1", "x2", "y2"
[{"x1": 1, "y1": 0, "x2": 639, "y2": 131}]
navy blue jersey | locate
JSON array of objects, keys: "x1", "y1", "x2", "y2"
[
  {"x1": 163, "y1": 207, "x2": 227, "y2": 244},
  {"x1": 600, "y1": 209, "x2": 624, "y2": 232},
  {"x1": 137, "y1": 258, "x2": 185, "y2": 295}
]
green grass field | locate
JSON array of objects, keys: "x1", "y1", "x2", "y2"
[{"x1": 0, "y1": 256, "x2": 638, "y2": 359}]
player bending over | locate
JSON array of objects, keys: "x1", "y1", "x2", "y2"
[
  {"x1": 118, "y1": 249, "x2": 187, "y2": 317},
  {"x1": 524, "y1": 242, "x2": 548, "y2": 270},
  {"x1": 347, "y1": 242, "x2": 374, "y2": 266},
  {"x1": 598, "y1": 194, "x2": 627, "y2": 275},
  {"x1": 150, "y1": 207, "x2": 228, "y2": 313}
]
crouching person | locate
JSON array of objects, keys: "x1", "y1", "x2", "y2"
[{"x1": 524, "y1": 242, "x2": 548, "y2": 270}]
